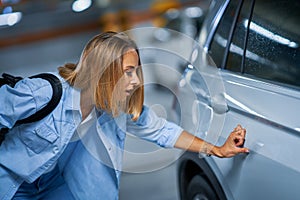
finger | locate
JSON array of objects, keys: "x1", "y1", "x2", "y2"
[
  {"x1": 235, "y1": 129, "x2": 246, "y2": 138},
  {"x1": 234, "y1": 137, "x2": 244, "y2": 145},
  {"x1": 230, "y1": 130, "x2": 243, "y2": 138},
  {"x1": 233, "y1": 136, "x2": 245, "y2": 147},
  {"x1": 236, "y1": 147, "x2": 250, "y2": 154},
  {"x1": 241, "y1": 128, "x2": 246, "y2": 138},
  {"x1": 234, "y1": 125, "x2": 242, "y2": 131}
]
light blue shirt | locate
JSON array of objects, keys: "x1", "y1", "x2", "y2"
[{"x1": 0, "y1": 73, "x2": 183, "y2": 200}]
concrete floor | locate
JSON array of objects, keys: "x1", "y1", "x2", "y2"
[
  {"x1": 119, "y1": 84, "x2": 182, "y2": 200},
  {"x1": 120, "y1": 162, "x2": 180, "y2": 200}
]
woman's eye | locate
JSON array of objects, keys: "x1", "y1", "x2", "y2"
[{"x1": 125, "y1": 70, "x2": 133, "y2": 76}]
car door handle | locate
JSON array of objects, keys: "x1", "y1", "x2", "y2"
[
  {"x1": 210, "y1": 93, "x2": 229, "y2": 114},
  {"x1": 197, "y1": 91, "x2": 229, "y2": 114},
  {"x1": 187, "y1": 68, "x2": 229, "y2": 114}
]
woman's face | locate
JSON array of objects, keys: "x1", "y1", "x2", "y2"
[{"x1": 122, "y1": 49, "x2": 141, "y2": 99}]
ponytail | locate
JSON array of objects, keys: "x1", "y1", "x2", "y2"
[{"x1": 58, "y1": 63, "x2": 77, "y2": 86}]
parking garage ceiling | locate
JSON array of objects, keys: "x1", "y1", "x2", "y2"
[{"x1": 0, "y1": 0, "x2": 200, "y2": 48}]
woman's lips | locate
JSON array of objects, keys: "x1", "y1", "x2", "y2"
[{"x1": 125, "y1": 90, "x2": 132, "y2": 96}]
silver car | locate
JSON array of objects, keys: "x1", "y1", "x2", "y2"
[{"x1": 174, "y1": 0, "x2": 300, "y2": 199}]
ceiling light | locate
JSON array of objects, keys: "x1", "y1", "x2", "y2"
[
  {"x1": 72, "y1": 0, "x2": 92, "y2": 12},
  {"x1": 0, "y1": 12, "x2": 22, "y2": 26}
]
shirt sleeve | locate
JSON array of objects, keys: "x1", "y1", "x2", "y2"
[
  {"x1": 126, "y1": 106, "x2": 183, "y2": 148},
  {"x1": 0, "y1": 77, "x2": 53, "y2": 129}
]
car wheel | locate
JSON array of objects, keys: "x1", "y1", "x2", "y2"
[{"x1": 186, "y1": 175, "x2": 218, "y2": 200}]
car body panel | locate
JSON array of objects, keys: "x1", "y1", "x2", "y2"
[
  {"x1": 177, "y1": 50, "x2": 300, "y2": 200},
  {"x1": 176, "y1": 0, "x2": 300, "y2": 199}
]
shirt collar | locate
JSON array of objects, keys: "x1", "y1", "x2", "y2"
[
  {"x1": 97, "y1": 111, "x2": 127, "y2": 141},
  {"x1": 63, "y1": 82, "x2": 81, "y2": 112},
  {"x1": 54, "y1": 72, "x2": 81, "y2": 112}
]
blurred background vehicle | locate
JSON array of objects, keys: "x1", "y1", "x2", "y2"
[
  {"x1": 142, "y1": 4, "x2": 207, "y2": 93},
  {"x1": 174, "y1": 0, "x2": 300, "y2": 199}
]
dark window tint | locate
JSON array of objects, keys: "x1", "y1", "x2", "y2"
[
  {"x1": 209, "y1": 0, "x2": 240, "y2": 68},
  {"x1": 244, "y1": 0, "x2": 300, "y2": 87},
  {"x1": 227, "y1": 0, "x2": 253, "y2": 72}
]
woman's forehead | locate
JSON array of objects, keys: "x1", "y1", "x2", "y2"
[
  {"x1": 124, "y1": 48, "x2": 138, "y2": 56},
  {"x1": 122, "y1": 49, "x2": 139, "y2": 67}
]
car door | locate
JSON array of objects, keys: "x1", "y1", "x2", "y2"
[{"x1": 179, "y1": 0, "x2": 300, "y2": 199}]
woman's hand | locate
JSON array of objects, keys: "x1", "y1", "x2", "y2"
[
  {"x1": 216, "y1": 125, "x2": 249, "y2": 158},
  {"x1": 175, "y1": 125, "x2": 249, "y2": 158}
]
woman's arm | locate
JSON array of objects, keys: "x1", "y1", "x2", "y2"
[
  {"x1": 174, "y1": 125, "x2": 249, "y2": 158},
  {"x1": 128, "y1": 106, "x2": 249, "y2": 157}
]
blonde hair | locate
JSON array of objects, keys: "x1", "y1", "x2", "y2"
[{"x1": 58, "y1": 31, "x2": 144, "y2": 121}]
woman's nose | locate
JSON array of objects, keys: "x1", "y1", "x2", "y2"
[{"x1": 130, "y1": 72, "x2": 140, "y2": 86}]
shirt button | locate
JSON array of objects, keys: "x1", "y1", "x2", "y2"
[
  {"x1": 108, "y1": 147, "x2": 112, "y2": 151},
  {"x1": 53, "y1": 146, "x2": 59, "y2": 154}
]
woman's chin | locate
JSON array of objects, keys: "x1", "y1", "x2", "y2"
[{"x1": 118, "y1": 92, "x2": 130, "y2": 102}]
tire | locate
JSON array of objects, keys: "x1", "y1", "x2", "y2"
[{"x1": 186, "y1": 175, "x2": 218, "y2": 200}]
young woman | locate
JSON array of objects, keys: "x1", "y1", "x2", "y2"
[{"x1": 0, "y1": 31, "x2": 249, "y2": 200}]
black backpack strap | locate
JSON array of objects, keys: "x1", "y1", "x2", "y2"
[
  {"x1": 17, "y1": 73, "x2": 63, "y2": 124},
  {"x1": 0, "y1": 73, "x2": 62, "y2": 145},
  {"x1": 0, "y1": 73, "x2": 23, "y2": 87}
]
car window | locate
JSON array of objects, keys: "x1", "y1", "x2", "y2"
[
  {"x1": 244, "y1": 0, "x2": 300, "y2": 87},
  {"x1": 209, "y1": 0, "x2": 239, "y2": 68},
  {"x1": 209, "y1": 0, "x2": 252, "y2": 72},
  {"x1": 226, "y1": 0, "x2": 253, "y2": 73}
]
